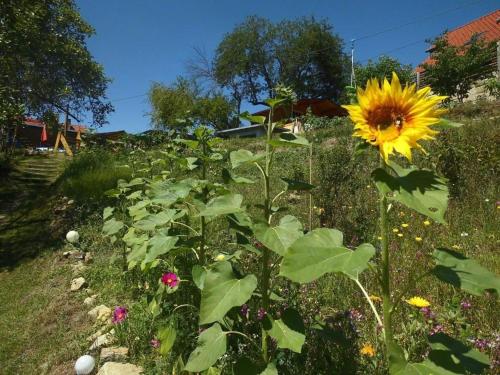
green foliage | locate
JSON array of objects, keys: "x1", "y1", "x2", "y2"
[
  {"x1": 184, "y1": 323, "x2": 227, "y2": 372},
  {"x1": 0, "y1": 0, "x2": 112, "y2": 127},
  {"x1": 421, "y1": 34, "x2": 497, "y2": 102},
  {"x1": 59, "y1": 150, "x2": 131, "y2": 203},
  {"x1": 484, "y1": 77, "x2": 500, "y2": 99},
  {"x1": 355, "y1": 55, "x2": 414, "y2": 89},
  {"x1": 213, "y1": 16, "x2": 349, "y2": 107},
  {"x1": 264, "y1": 308, "x2": 306, "y2": 353},
  {"x1": 254, "y1": 215, "x2": 303, "y2": 256}
]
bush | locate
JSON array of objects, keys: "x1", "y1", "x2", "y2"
[{"x1": 58, "y1": 150, "x2": 131, "y2": 203}]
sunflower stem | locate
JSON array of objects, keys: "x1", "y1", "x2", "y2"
[{"x1": 379, "y1": 157, "x2": 394, "y2": 363}]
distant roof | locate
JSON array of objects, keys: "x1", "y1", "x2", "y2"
[
  {"x1": 22, "y1": 117, "x2": 87, "y2": 132},
  {"x1": 251, "y1": 98, "x2": 347, "y2": 122},
  {"x1": 418, "y1": 10, "x2": 500, "y2": 71}
]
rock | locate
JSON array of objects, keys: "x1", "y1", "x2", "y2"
[
  {"x1": 87, "y1": 326, "x2": 106, "y2": 342},
  {"x1": 84, "y1": 252, "x2": 93, "y2": 263},
  {"x1": 90, "y1": 331, "x2": 115, "y2": 351},
  {"x1": 84, "y1": 294, "x2": 98, "y2": 306},
  {"x1": 97, "y1": 362, "x2": 143, "y2": 375},
  {"x1": 70, "y1": 277, "x2": 86, "y2": 291},
  {"x1": 100, "y1": 347, "x2": 129, "y2": 362},
  {"x1": 63, "y1": 249, "x2": 78, "y2": 258},
  {"x1": 88, "y1": 305, "x2": 112, "y2": 322},
  {"x1": 67, "y1": 199, "x2": 75, "y2": 205}
]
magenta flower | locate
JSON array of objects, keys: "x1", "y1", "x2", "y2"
[
  {"x1": 257, "y1": 307, "x2": 267, "y2": 321},
  {"x1": 240, "y1": 304, "x2": 249, "y2": 319},
  {"x1": 420, "y1": 307, "x2": 436, "y2": 320},
  {"x1": 161, "y1": 272, "x2": 179, "y2": 288},
  {"x1": 150, "y1": 338, "x2": 160, "y2": 348},
  {"x1": 460, "y1": 300, "x2": 472, "y2": 310},
  {"x1": 430, "y1": 324, "x2": 444, "y2": 336},
  {"x1": 112, "y1": 306, "x2": 128, "y2": 324}
]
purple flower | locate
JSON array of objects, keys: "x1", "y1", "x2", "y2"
[
  {"x1": 429, "y1": 324, "x2": 444, "y2": 336},
  {"x1": 150, "y1": 338, "x2": 160, "y2": 348},
  {"x1": 420, "y1": 307, "x2": 436, "y2": 320},
  {"x1": 257, "y1": 307, "x2": 267, "y2": 321},
  {"x1": 240, "y1": 304, "x2": 249, "y2": 319},
  {"x1": 112, "y1": 306, "x2": 128, "y2": 324},
  {"x1": 460, "y1": 300, "x2": 472, "y2": 310},
  {"x1": 349, "y1": 309, "x2": 364, "y2": 322},
  {"x1": 473, "y1": 338, "x2": 490, "y2": 351},
  {"x1": 161, "y1": 272, "x2": 179, "y2": 288}
]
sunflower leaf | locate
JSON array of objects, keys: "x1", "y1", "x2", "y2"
[
  {"x1": 373, "y1": 166, "x2": 448, "y2": 224},
  {"x1": 432, "y1": 248, "x2": 500, "y2": 296},
  {"x1": 264, "y1": 308, "x2": 305, "y2": 353},
  {"x1": 184, "y1": 323, "x2": 227, "y2": 372},
  {"x1": 253, "y1": 215, "x2": 303, "y2": 256}
]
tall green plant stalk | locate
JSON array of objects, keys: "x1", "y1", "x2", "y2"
[
  {"x1": 199, "y1": 140, "x2": 207, "y2": 265},
  {"x1": 378, "y1": 158, "x2": 394, "y2": 360}
]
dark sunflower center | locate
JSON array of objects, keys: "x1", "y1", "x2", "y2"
[{"x1": 367, "y1": 106, "x2": 405, "y2": 130}]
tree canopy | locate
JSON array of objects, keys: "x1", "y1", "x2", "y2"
[
  {"x1": 0, "y1": 0, "x2": 113, "y2": 131},
  {"x1": 421, "y1": 34, "x2": 497, "y2": 102},
  {"x1": 212, "y1": 16, "x2": 349, "y2": 111},
  {"x1": 355, "y1": 56, "x2": 414, "y2": 89},
  {"x1": 148, "y1": 78, "x2": 237, "y2": 132}
]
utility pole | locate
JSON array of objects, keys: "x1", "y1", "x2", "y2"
[
  {"x1": 64, "y1": 103, "x2": 69, "y2": 137},
  {"x1": 350, "y1": 39, "x2": 356, "y2": 88}
]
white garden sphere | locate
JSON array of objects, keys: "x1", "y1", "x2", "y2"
[
  {"x1": 74, "y1": 355, "x2": 95, "y2": 374},
  {"x1": 66, "y1": 230, "x2": 80, "y2": 243}
]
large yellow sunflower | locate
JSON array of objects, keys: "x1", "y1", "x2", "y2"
[{"x1": 343, "y1": 72, "x2": 447, "y2": 162}]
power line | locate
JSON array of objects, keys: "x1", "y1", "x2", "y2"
[{"x1": 110, "y1": 93, "x2": 148, "y2": 103}]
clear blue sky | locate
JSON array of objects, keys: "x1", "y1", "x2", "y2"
[{"x1": 75, "y1": 0, "x2": 498, "y2": 133}]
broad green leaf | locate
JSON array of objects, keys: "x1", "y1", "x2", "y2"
[
  {"x1": 122, "y1": 227, "x2": 147, "y2": 247},
  {"x1": 230, "y1": 149, "x2": 265, "y2": 169},
  {"x1": 127, "y1": 242, "x2": 148, "y2": 269},
  {"x1": 280, "y1": 228, "x2": 375, "y2": 283},
  {"x1": 103, "y1": 218, "x2": 124, "y2": 236},
  {"x1": 435, "y1": 118, "x2": 463, "y2": 129},
  {"x1": 184, "y1": 323, "x2": 227, "y2": 372},
  {"x1": 265, "y1": 308, "x2": 305, "y2": 353},
  {"x1": 192, "y1": 265, "x2": 207, "y2": 290},
  {"x1": 260, "y1": 362, "x2": 278, "y2": 375},
  {"x1": 186, "y1": 157, "x2": 200, "y2": 170},
  {"x1": 240, "y1": 111, "x2": 266, "y2": 125},
  {"x1": 281, "y1": 178, "x2": 315, "y2": 191},
  {"x1": 206, "y1": 367, "x2": 222, "y2": 375},
  {"x1": 395, "y1": 333, "x2": 490, "y2": 374},
  {"x1": 133, "y1": 218, "x2": 156, "y2": 232},
  {"x1": 128, "y1": 199, "x2": 151, "y2": 218},
  {"x1": 265, "y1": 97, "x2": 288, "y2": 109},
  {"x1": 199, "y1": 261, "x2": 257, "y2": 324},
  {"x1": 432, "y1": 248, "x2": 500, "y2": 296},
  {"x1": 199, "y1": 194, "x2": 243, "y2": 217},
  {"x1": 373, "y1": 166, "x2": 448, "y2": 224},
  {"x1": 144, "y1": 233, "x2": 178, "y2": 263},
  {"x1": 254, "y1": 215, "x2": 303, "y2": 256},
  {"x1": 126, "y1": 190, "x2": 142, "y2": 200},
  {"x1": 126, "y1": 177, "x2": 144, "y2": 187},
  {"x1": 209, "y1": 153, "x2": 223, "y2": 161},
  {"x1": 158, "y1": 324, "x2": 177, "y2": 357},
  {"x1": 222, "y1": 168, "x2": 255, "y2": 184},
  {"x1": 103, "y1": 207, "x2": 114, "y2": 220},
  {"x1": 268, "y1": 133, "x2": 309, "y2": 148}
]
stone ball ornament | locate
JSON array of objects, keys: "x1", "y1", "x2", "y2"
[
  {"x1": 74, "y1": 354, "x2": 95, "y2": 374},
  {"x1": 66, "y1": 230, "x2": 80, "y2": 243}
]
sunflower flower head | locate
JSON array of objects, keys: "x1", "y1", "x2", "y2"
[
  {"x1": 343, "y1": 72, "x2": 447, "y2": 162},
  {"x1": 406, "y1": 296, "x2": 431, "y2": 308}
]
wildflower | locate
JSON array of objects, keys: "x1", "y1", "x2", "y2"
[
  {"x1": 402, "y1": 223, "x2": 409, "y2": 228},
  {"x1": 460, "y1": 232, "x2": 469, "y2": 237},
  {"x1": 377, "y1": 236, "x2": 382, "y2": 240},
  {"x1": 484, "y1": 198, "x2": 490, "y2": 202},
  {"x1": 460, "y1": 300, "x2": 472, "y2": 310},
  {"x1": 215, "y1": 254, "x2": 225, "y2": 261},
  {"x1": 349, "y1": 309, "x2": 364, "y2": 321},
  {"x1": 342, "y1": 72, "x2": 447, "y2": 162},
  {"x1": 150, "y1": 338, "x2": 160, "y2": 348},
  {"x1": 240, "y1": 304, "x2": 249, "y2": 319},
  {"x1": 472, "y1": 338, "x2": 490, "y2": 350},
  {"x1": 360, "y1": 343, "x2": 376, "y2": 357},
  {"x1": 161, "y1": 272, "x2": 179, "y2": 288},
  {"x1": 406, "y1": 296, "x2": 430, "y2": 308},
  {"x1": 397, "y1": 233, "x2": 403, "y2": 238},
  {"x1": 430, "y1": 324, "x2": 444, "y2": 336},
  {"x1": 423, "y1": 220, "x2": 431, "y2": 226},
  {"x1": 452, "y1": 245, "x2": 460, "y2": 249},
  {"x1": 420, "y1": 307, "x2": 436, "y2": 320},
  {"x1": 257, "y1": 307, "x2": 267, "y2": 321},
  {"x1": 392, "y1": 228, "x2": 399, "y2": 233},
  {"x1": 112, "y1": 306, "x2": 128, "y2": 324},
  {"x1": 369, "y1": 295, "x2": 382, "y2": 303},
  {"x1": 415, "y1": 236, "x2": 423, "y2": 242}
]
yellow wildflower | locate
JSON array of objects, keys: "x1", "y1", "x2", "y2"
[
  {"x1": 402, "y1": 223, "x2": 409, "y2": 228},
  {"x1": 406, "y1": 296, "x2": 430, "y2": 308},
  {"x1": 377, "y1": 236, "x2": 382, "y2": 240},
  {"x1": 423, "y1": 220, "x2": 431, "y2": 226},
  {"x1": 342, "y1": 72, "x2": 447, "y2": 162},
  {"x1": 415, "y1": 237, "x2": 423, "y2": 242},
  {"x1": 392, "y1": 228, "x2": 399, "y2": 233},
  {"x1": 369, "y1": 295, "x2": 382, "y2": 303},
  {"x1": 452, "y1": 245, "x2": 460, "y2": 250},
  {"x1": 215, "y1": 254, "x2": 225, "y2": 261},
  {"x1": 360, "y1": 344, "x2": 376, "y2": 357},
  {"x1": 397, "y1": 233, "x2": 403, "y2": 237}
]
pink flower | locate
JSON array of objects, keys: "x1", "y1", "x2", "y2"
[
  {"x1": 112, "y1": 306, "x2": 128, "y2": 324},
  {"x1": 161, "y1": 272, "x2": 179, "y2": 288},
  {"x1": 257, "y1": 307, "x2": 267, "y2": 320},
  {"x1": 150, "y1": 338, "x2": 160, "y2": 348}
]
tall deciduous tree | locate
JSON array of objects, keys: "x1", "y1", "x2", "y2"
[
  {"x1": 148, "y1": 78, "x2": 237, "y2": 132},
  {"x1": 0, "y1": 0, "x2": 113, "y2": 147},
  {"x1": 355, "y1": 56, "x2": 414, "y2": 89},
  {"x1": 212, "y1": 16, "x2": 349, "y2": 110},
  {"x1": 421, "y1": 34, "x2": 497, "y2": 102}
]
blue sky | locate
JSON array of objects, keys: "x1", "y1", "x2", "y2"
[{"x1": 75, "y1": 0, "x2": 498, "y2": 133}]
